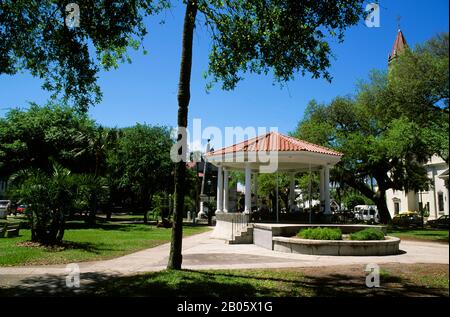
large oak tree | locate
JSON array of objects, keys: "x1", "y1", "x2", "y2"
[{"x1": 294, "y1": 33, "x2": 449, "y2": 224}]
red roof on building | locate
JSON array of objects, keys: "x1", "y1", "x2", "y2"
[
  {"x1": 186, "y1": 162, "x2": 197, "y2": 169},
  {"x1": 206, "y1": 131, "x2": 342, "y2": 157},
  {"x1": 389, "y1": 29, "x2": 408, "y2": 62}
]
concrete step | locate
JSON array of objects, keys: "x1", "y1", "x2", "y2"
[{"x1": 228, "y1": 227, "x2": 253, "y2": 244}]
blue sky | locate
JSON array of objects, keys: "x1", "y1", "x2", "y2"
[{"x1": 0, "y1": 0, "x2": 448, "y2": 150}]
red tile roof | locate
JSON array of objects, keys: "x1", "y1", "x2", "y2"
[
  {"x1": 206, "y1": 131, "x2": 342, "y2": 157},
  {"x1": 389, "y1": 29, "x2": 408, "y2": 63},
  {"x1": 186, "y1": 162, "x2": 197, "y2": 169}
]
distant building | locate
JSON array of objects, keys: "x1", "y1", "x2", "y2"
[
  {"x1": 388, "y1": 28, "x2": 408, "y2": 64},
  {"x1": 386, "y1": 155, "x2": 449, "y2": 219},
  {"x1": 385, "y1": 29, "x2": 449, "y2": 219}
]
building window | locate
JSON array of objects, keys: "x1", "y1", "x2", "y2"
[
  {"x1": 394, "y1": 202, "x2": 400, "y2": 215},
  {"x1": 438, "y1": 192, "x2": 444, "y2": 213}
]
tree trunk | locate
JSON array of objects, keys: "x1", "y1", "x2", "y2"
[
  {"x1": 372, "y1": 189, "x2": 391, "y2": 224},
  {"x1": 336, "y1": 186, "x2": 342, "y2": 208},
  {"x1": 143, "y1": 193, "x2": 154, "y2": 224},
  {"x1": 106, "y1": 207, "x2": 112, "y2": 221},
  {"x1": 340, "y1": 169, "x2": 393, "y2": 224},
  {"x1": 143, "y1": 208, "x2": 148, "y2": 224},
  {"x1": 167, "y1": 0, "x2": 198, "y2": 270},
  {"x1": 87, "y1": 197, "x2": 97, "y2": 225},
  {"x1": 56, "y1": 213, "x2": 65, "y2": 243}
]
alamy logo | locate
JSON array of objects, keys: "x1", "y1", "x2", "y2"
[
  {"x1": 65, "y1": 263, "x2": 80, "y2": 288},
  {"x1": 65, "y1": 3, "x2": 80, "y2": 28},
  {"x1": 169, "y1": 119, "x2": 280, "y2": 173},
  {"x1": 365, "y1": 263, "x2": 380, "y2": 288},
  {"x1": 365, "y1": 3, "x2": 380, "y2": 28}
]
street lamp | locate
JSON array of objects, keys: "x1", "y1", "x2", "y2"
[{"x1": 197, "y1": 139, "x2": 211, "y2": 219}]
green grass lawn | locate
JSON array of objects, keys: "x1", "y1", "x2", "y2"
[
  {"x1": 0, "y1": 221, "x2": 210, "y2": 266},
  {"x1": 387, "y1": 227, "x2": 449, "y2": 243},
  {"x1": 90, "y1": 264, "x2": 448, "y2": 297},
  {"x1": 4, "y1": 263, "x2": 444, "y2": 297},
  {"x1": 96, "y1": 214, "x2": 147, "y2": 221}
]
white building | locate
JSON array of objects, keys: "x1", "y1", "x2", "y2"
[
  {"x1": 386, "y1": 155, "x2": 449, "y2": 219},
  {"x1": 385, "y1": 30, "x2": 449, "y2": 220}
]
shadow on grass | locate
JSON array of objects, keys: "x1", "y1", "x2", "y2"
[
  {"x1": 1, "y1": 268, "x2": 447, "y2": 297},
  {"x1": 0, "y1": 271, "x2": 263, "y2": 297},
  {"x1": 64, "y1": 222, "x2": 150, "y2": 232},
  {"x1": 184, "y1": 270, "x2": 447, "y2": 297},
  {"x1": 65, "y1": 221, "x2": 207, "y2": 231},
  {"x1": 57, "y1": 241, "x2": 112, "y2": 254},
  {"x1": 13, "y1": 240, "x2": 114, "y2": 255}
]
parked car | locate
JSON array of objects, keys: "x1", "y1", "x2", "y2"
[
  {"x1": 353, "y1": 205, "x2": 380, "y2": 224},
  {"x1": 427, "y1": 215, "x2": 449, "y2": 229},
  {"x1": 15, "y1": 204, "x2": 28, "y2": 215},
  {"x1": 0, "y1": 200, "x2": 11, "y2": 219},
  {"x1": 331, "y1": 210, "x2": 355, "y2": 223},
  {"x1": 392, "y1": 211, "x2": 423, "y2": 227}
]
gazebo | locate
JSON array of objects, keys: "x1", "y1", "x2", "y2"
[{"x1": 205, "y1": 131, "x2": 343, "y2": 240}]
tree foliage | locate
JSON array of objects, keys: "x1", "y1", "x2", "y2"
[
  {"x1": 9, "y1": 164, "x2": 76, "y2": 245},
  {"x1": 0, "y1": 103, "x2": 97, "y2": 177},
  {"x1": 1, "y1": 105, "x2": 177, "y2": 240},
  {"x1": 294, "y1": 33, "x2": 449, "y2": 223},
  {"x1": 107, "y1": 124, "x2": 174, "y2": 221},
  {"x1": 200, "y1": 0, "x2": 364, "y2": 90},
  {"x1": 0, "y1": 0, "x2": 170, "y2": 111}
]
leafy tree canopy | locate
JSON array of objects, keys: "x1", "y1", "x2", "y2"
[
  {"x1": 107, "y1": 124, "x2": 174, "y2": 212},
  {"x1": 0, "y1": 103, "x2": 97, "y2": 177},
  {"x1": 293, "y1": 33, "x2": 449, "y2": 223},
  {"x1": 0, "y1": 0, "x2": 170, "y2": 111},
  {"x1": 200, "y1": 0, "x2": 365, "y2": 90},
  {"x1": 1, "y1": 0, "x2": 365, "y2": 111}
]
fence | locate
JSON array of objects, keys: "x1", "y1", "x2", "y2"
[{"x1": 231, "y1": 213, "x2": 250, "y2": 241}]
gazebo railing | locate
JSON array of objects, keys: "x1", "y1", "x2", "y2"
[{"x1": 231, "y1": 213, "x2": 250, "y2": 241}]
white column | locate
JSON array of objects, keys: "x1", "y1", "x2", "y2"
[
  {"x1": 244, "y1": 163, "x2": 251, "y2": 214},
  {"x1": 198, "y1": 201, "x2": 205, "y2": 218},
  {"x1": 319, "y1": 167, "x2": 325, "y2": 207},
  {"x1": 289, "y1": 172, "x2": 295, "y2": 210},
  {"x1": 216, "y1": 165, "x2": 223, "y2": 213},
  {"x1": 324, "y1": 165, "x2": 331, "y2": 215},
  {"x1": 223, "y1": 168, "x2": 229, "y2": 212}
]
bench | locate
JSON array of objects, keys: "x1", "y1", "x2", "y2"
[{"x1": 0, "y1": 222, "x2": 20, "y2": 238}]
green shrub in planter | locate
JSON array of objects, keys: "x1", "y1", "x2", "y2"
[
  {"x1": 297, "y1": 227, "x2": 342, "y2": 240},
  {"x1": 350, "y1": 228, "x2": 385, "y2": 240}
]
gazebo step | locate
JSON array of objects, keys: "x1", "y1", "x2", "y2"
[{"x1": 228, "y1": 227, "x2": 253, "y2": 244}]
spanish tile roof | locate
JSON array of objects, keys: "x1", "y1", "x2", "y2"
[
  {"x1": 206, "y1": 131, "x2": 342, "y2": 157},
  {"x1": 389, "y1": 29, "x2": 408, "y2": 63}
]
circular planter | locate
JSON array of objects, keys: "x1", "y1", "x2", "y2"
[{"x1": 273, "y1": 236, "x2": 400, "y2": 256}]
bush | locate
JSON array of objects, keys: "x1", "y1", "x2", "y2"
[
  {"x1": 8, "y1": 165, "x2": 76, "y2": 245},
  {"x1": 147, "y1": 207, "x2": 161, "y2": 221},
  {"x1": 297, "y1": 227, "x2": 342, "y2": 240},
  {"x1": 350, "y1": 228, "x2": 385, "y2": 240}
]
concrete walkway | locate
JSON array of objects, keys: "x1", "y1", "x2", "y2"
[{"x1": 0, "y1": 229, "x2": 448, "y2": 286}]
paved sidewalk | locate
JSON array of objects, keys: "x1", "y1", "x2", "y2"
[{"x1": 0, "y1": 230, "x2": 448, "y2": 288}]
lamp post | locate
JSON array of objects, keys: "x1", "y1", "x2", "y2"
[{"x1": 197, "y1": 139, "x2": 211, "y2": 219}]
